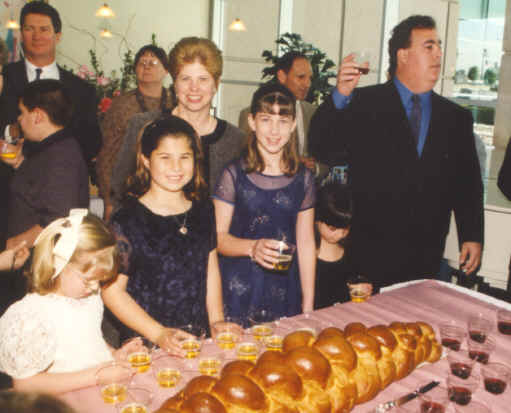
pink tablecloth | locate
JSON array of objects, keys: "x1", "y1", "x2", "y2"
[{"x1": 61, "y1": 280, "x2": 511, "y2": 412}]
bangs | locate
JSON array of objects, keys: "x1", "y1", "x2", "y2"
[
  {"x1": 73, "y1": 246, "x2": 118, "y2": 284},
  {"x1": 257, "y1": 92, "x2": 295, "y2": 118}
]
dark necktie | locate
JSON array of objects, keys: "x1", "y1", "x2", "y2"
[
  {"x1": 410, "y1": 94, "x2": 421, "y2": 146},
  {"x1": 35, "y1": 68, "x2": 42, "y2": 81}
]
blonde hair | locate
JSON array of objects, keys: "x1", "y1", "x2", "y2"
[
  {"x1": 168, "y1": 37, "x2": 223, "y2": 85},
  {"x1": 28, "y1": 214, "x2": 118, "y2": 294}
]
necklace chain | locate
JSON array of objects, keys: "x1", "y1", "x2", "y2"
[{"x1": 173, "y1": 210, "x2": 188, "y2": 235}]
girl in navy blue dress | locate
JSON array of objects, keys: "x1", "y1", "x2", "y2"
[
  {"x1": 103, "y1": 116, "x2": 231, "y2": 355},
  {"x1": 213, "y1": 83, "x2": 316, "y2": 324}
]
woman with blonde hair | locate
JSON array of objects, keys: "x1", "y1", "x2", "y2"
[
  {"x1": 0, "y1": 209, "x2": 140, "y2": 394},
  {"x1": 111, "y1": 37, "x2": 245, "y2": 208}
]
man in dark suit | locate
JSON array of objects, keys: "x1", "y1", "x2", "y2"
[
  {"x1": 0, "y1": 1, "x2": 101, "y2": 247},
  {"x1": 309, "y1": 15, "x2": 483, "y2": 290}
]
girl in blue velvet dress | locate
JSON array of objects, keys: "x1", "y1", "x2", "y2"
[
  {"x1": 213, "y1": 83, "x2": 316, "y2": 324},
  {"x1": 104, "y1": 115, "x2": 227, "y2": 355}
]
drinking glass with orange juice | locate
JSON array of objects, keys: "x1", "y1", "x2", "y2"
[
  {"x1": 0, "y1": 140, "x2": 19, "y2": 160},
  {"x1": 347, "y1": 275, "x2": 373, "y2": 302},
  {"x1": 211, "y1": 318, "x2": 243, "y2": 350},
  {"x1": 177, "y1": 325, "x2": 205, "y2": 359},
  {"x1": 96, "y1": 362, "x2": 134, "y2": 405}
]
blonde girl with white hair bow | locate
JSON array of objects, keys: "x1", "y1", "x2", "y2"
[{"x1": 0, "y1": 209, "x2": 142, "y2": 394}]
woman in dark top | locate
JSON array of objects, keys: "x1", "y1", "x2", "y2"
[
  {"x1": 168, "y1": 37, "x2": 245, "y2": 192},
  {"x1": 109, "y1": 37, "x2": 245, "y2": 211},
  {"x1": 103, "y1": 116, "x2": 231, "y2": 355}
]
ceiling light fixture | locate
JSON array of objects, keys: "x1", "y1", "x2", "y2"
[
  {"x1": 5, "y1": 18, "x2": 20, "y2": 30},
  {"x1": 228, "y1": 18, "x2": 246, "y2": 32},
  {"x1": 96, "y1": 3, "x2": 115, "y2": 18}
]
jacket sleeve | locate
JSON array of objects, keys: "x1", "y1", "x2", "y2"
[
  {"x1": 497, "y1": 137, "x2": 511, "y2": 201},
  {"x1": 308, "y1": 93, "x2": 351, "y2": 168},
  {"x1": 452, "y1": 109, "x2": 484, "y2": 246}
]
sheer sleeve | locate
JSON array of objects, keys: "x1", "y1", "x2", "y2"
[
  {"x1": 110, "y1": 219, "x2": 134, "y2": 275},
  {"x1": 212, "y1": 163, "x2": 237, "y2": 205},
  {"x1": 208, "y1": 201, "x2": 218, "y2": 251},
  {"x1": 0, "y1": 298, "x2": 56, "y2": 379},
  {"x1": 300, "y1": 168, "x2": 316, "y2": 211}
]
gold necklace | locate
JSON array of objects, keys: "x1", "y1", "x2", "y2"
[{"x1": 173, "y1": 210, "x2": 188, "y2": 235}]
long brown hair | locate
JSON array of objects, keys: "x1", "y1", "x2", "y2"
[
  {"x1": 244, "y1": 83, "x2": 299, "y2": 176},
  {"x1": 125, "y1": 115, "x2": 207, "y2": 201}
]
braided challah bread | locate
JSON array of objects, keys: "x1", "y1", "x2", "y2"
[{"x1": 156, "y1": 321, "x2": 442, "y2": 413}]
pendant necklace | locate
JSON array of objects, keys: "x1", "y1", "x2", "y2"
[{"x1": 174, "y1": 210, "x2": 188, "y2": 235}]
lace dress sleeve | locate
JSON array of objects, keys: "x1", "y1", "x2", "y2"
[
  {"x1": 300, "y1": 168, "x2": 316, "y2": 211},
  {"x1": 212, "y1": 163, "x2": 238, "y2": 205},
  {"x1": 0, "y1": 298, "x2": 57, "y2": 379}
]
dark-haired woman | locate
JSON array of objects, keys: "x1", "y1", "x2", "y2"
[
  {"x1": 103, "y1": 116, "x2": 227, "y2": 355},
  {"x1": 96, "y1": 45, "x2": 173, "y2": 220}
]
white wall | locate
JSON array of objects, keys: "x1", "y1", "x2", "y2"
[{"x1": 51, "y1": 0, "x2": 210, "y2": 75}]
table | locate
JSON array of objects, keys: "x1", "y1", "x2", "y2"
[{"x1": 61, "y1": 280, "x2": 511, "y2": 412}]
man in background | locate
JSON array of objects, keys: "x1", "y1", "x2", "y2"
[{"x1": 0, "y1": 1, "x2": 100, "y2": 248}]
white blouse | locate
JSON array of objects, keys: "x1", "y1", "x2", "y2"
[{"x1": 0, "y1": 293, "x2": 113, "y2": 379}]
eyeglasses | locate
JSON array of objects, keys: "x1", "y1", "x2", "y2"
[
  {"x1": 67, "y1": 265, "x2": 100, "y2": 291},
  {"x1": 137, "y1": 59, "x2": 160, "y2": 68}
]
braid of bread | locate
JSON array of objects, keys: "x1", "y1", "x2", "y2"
[{"x1": 156, "y1": 321, "x2": 441, "y2": 413}]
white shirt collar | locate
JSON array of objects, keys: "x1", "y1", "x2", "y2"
[{"x1": 25, "y1": 59, "x2": 60, "y2": 82}]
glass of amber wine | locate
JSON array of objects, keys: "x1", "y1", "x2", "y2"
[
  {"x1": 152, "y1": 355, "x2": 182, "y2": 389},
  {"x1": 178, "y1": 325, "x2": 205, "y2": 359},
  {"x1": 116, "y1": 386, "x2": 153, "y2": 413},
  {"x1": 212, "y1": 318, "x2": 242, "y2": 350},
  {"x1": 124, "y1": 337, "x2": 154, "y2": 373},
  {"x1": 249, "y1": 309, "x2": 275, "y2": 342},
  {"x1": 347, "y1": 275, "x2": 372, "y2": 303},
  {"x1": 0, "y1": 140, "x2": 18, "y2": 160},
  {"x1": 96, "y1": 362, "x2": 134, "y2": 405},
  {"x1": 236, "y1": 338, "x2": 260, "y2": 362}
]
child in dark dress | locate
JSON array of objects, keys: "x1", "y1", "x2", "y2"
[{"x1": 314, "y1": 183, "x2": 356, "y2": 309}]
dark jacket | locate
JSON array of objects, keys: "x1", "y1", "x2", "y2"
[
  {"x1": 309, "y1": 81, "x2": 484, "y2": 287},
  {"x1": 0, "y1": 60, "x2": 102, "y2": 164}
]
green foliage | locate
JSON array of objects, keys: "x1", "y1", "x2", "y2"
[
  {"x1": 483, "y1": 68, "x2": 497, "y2": 86},
  {"x1": 467, "y1": 66, "x2": 479, "y2": 81},
  {"x1": 261, "y1": 33, "x2": 336, "y2": 104}
]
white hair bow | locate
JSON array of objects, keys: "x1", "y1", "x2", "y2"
[{"x1": 34, "y1": 209, "x2": 89, "y2": 280}]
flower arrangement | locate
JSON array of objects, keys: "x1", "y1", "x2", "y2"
[{"x1": 77, "y1": 49, "x2": 136, "y2": 114}]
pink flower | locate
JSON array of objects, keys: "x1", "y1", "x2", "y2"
[
  {"x1": 98, "y1": 97, "x2": 113, "y2": 113},
  {"x1": 96, "y1": 76, "x2": 110, "y2": 86},
  {"x1": 77, "y1": 65, "x2": 91, "y2": 79},
  {"x1": 113, "y1": 90, "x2": 121, "y2": 97}
]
